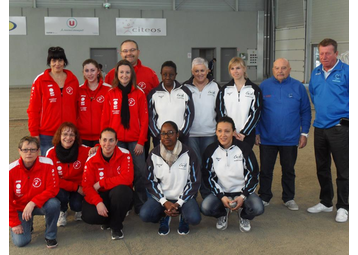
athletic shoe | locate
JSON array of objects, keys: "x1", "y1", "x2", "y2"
[
  {"x1": 307, "y1": 203, "x2": 333, "y2": 213},
  {"x1": 158, "y1": 216, "x2": 171, "y2": 235},
  {"x1": 111, "y1": 229, "x2": 124, "y2": 240},
  {"x1": 45, "y1": 238, "x2": 58, "y2": 249},
  {"x1": 177, "y1": 215, "x2": 190, "y2": 235},
  {"x1": 262, "y1": 200, "x2": 269, "y2": 206},
  {"x1": 74, "y1": 211, "x2": 82, "y2": 221},
  {"x1": 335, "y1": 208, "x2": 348, "y2": 223},
  {"x1": 216, "y1": 208, "x2": 229, "y2": 230},
  {"x1": 101, "y1": 224, "x2": 110, "y2": 230},
  {"x1": 284, "y1": 200, "x2": 299, "y2": 211},
  {"x1": 57, "y1": 211, "x2": 67, "y2": 227},
  {"x1": 239, "y1": 218, "x2": 251, "y2": 232}
]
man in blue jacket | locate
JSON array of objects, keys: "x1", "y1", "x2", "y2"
[
  {"x1": 307, "y1": 38, "x2": 349, "y2": 223},
  {"x1": 255, "y1": 58, "x2": 311, "y2": 211}
]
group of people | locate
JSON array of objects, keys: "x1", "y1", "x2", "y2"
[{"x1": 9, "y1": 38, "x2": 349, "y2": 249}]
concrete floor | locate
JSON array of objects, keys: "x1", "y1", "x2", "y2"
[{"x1": 8, "y1": 88, "x2": 349, "y2": 254}]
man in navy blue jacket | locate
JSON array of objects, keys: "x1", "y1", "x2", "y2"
[
  {"x1": 307, "y1": 38, "x2": 349, "y2": 223},
  {"x1": 255, "y1": 58, "x2": 311, "y2": 211}
]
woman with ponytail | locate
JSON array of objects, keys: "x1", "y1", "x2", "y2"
[{"x1": 101, "y1": 59, "x2": 148, "y2": 214}]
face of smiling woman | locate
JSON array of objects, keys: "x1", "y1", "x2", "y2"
[
  {"x1": 100, "y1": 131, "x2": 118, "y2": 157},
  {"x1": 160, "y1": 123, "x2": 179, "y2": 151},
  {"x1": 61, "y1": 127, "x2": 76, "y2": 149},
  {"x1": 216, "y1": 121, "x2": 234, "y2": 149},
  {"x1": 117, "y1": 65, "x2": 132, "y2": 86}
]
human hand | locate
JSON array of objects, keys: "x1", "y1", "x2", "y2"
[
  {"x1": 221, "y1": 196, "x2": 231, "y2": 209},
  {"x1": 77, "y1": 186, "x2": 85, "y2": 196},
  {"x1": 96, "y1": 202, "x2": 108, "y2": 217},
  {"x1": 89, "y1": 146, "x2": 99, "y2": 156},
  {"x1": 134, "y1": 144, "x2": 144, "y2": 156},
  {"x1": 298, "y1": 135, "x2": 307, "y2": 149},
  {"x1": 230, "y1": 196, "x2": 245, "y2": 211},
  {"x1": 22, "y1": 201, "x2": 36, "y2": 221},
  {"x1": 93, "y1": 182, "x2": 101, "y2": 192},
  {"x1": 12, "y1": 225, "x2": 24, "y2": 235},
  {"x1": 255, "y1": 135, "x2": 261, "y2": 145},
  {"x1": 163, "y1": 201, "x2": 180, "y2": 217}
]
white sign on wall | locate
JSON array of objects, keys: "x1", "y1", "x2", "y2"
[
  {"x1": 116, "y1": 18, "x2": 166, "y2": 36},
  {"x1": 45, "y1": 17, "x2": 99, "y2": 35},
  {"x1": 9, "y1": 17, "x2": 27, "y2": 35}
]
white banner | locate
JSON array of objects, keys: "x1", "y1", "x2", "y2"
[
  {"x1": 116, "y1": 18, "x2": 166, "y2": 36},
  {"x1": 45, "y1": 17, "x2": 99, "y2": 35},
  {"x1": 9, "y1": 17, "x2": 27, "y2": 35}
]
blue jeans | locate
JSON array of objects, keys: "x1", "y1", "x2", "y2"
[
  {"x1": 201, "y1": 193, "x2": 264, "y2": 220},
  {"x1": 10, "y1": 198, "x2": 60, "y2": 247},
  {"x1": 188, "y1": 136, "x2": 217, "y2": 199},
  {"x1": 117, "y1": 141, "x2": 147, "y2": 213},
  {"x1": 258, "y1": 145, "x2": 298, "y2": 203},
  {"x1": 56, "y1": 188, "x2": 83, "y2": 212},
  {"x1": 139, "y1": 195, "x2": 201, "y2": 225},
  {"x1": 39, "y1": 134, "x2": 54, "y2": 156}
]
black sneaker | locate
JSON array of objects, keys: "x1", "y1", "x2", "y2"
[
  {"x1": 101, "y1": 224, "x2": 110, "y2": 230},
  {"x1": 45, "y1": 238, "x2": 58, "y2": 249},
  {"x1": 111, "y1": 229, "x2": 124, "y2": 240},
  {"x1": 177, "y1": 215, "x2": 190, "y2": 235},
  {"x1": 158, "y1": 216, "x2": 171, "y2": 235}
]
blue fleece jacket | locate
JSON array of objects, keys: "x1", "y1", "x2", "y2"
[
  {"x1": 309, "y1": 60, "x2": 349, "y2": 128},
  {"x1": 256, "y1": 76, "x2": 311, "y2": 146}
]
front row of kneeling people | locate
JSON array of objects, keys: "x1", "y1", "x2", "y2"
[{"x1": 10, "y1": 118, "x2": 263, "y2": 248}]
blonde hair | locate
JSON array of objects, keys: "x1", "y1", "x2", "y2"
[{"x1": 228, "y1": 57, "x2": 247, "y2": 79}]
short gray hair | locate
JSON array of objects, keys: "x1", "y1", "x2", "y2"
[
  {"x1": 18, "y1": 136, "x2": 40, "y2": 150},
  {"x1": 192, "y1": 57, "x2": 208, "y2": 70}
]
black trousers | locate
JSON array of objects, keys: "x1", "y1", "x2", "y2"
[
  {"x1": 314, "y1": 126, "x2": 349, "y2": 210},
  {"x1": 258, "y1": 145, "x2": 298, "y2": 203},
  {"x1": 82, "y1": 185, "x2": 133, "y2": 231}
]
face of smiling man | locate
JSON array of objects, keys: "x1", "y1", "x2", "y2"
[{"x1": 272, "y1": 58, "x2": 291, "y2": 83}]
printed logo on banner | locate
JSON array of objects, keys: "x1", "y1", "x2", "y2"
[
  {"x1": 9, "y1": 21, "x2": 17, "y2": 31},
  {"x1": 67, "y1": 18, "x2": 77, "y2": 28}
]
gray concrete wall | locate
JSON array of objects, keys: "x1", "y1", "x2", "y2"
[{"x1": 9, "y1": 7, "x2": 258, "y2": 86}]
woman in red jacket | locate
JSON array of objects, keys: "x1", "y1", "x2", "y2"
[
  {"x1": 46, "y1": 122, "x2": 90, "y2": 227},
  {"x1": 27, "y1": 46, "x2": 79, "y2": 156},
  {"x1": 82, "y1": 128, "x2": 134, "y2": 240},
  {"x1": 78, "y1": 59, "x2": 111, "y2": 147},
  {"x1": 101, "y1": 59, "x2": 148, "y2": 214}
]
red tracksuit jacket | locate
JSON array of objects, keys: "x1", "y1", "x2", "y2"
[
  {"x1": 46, "y1": 145, "x2": 90, "y2": 192},
  {"x1": 9, "y1": 156, "x2": 59, "y2": 228},
  {"x1": 82, "y1": 146, "x2": 134, "y2": 206},
  {"x1": 77, "y1": 79, "x2": 112, "y2": 141},
  {"x1": 101, "y1": 86, "x2": 148, "y2": 146},
  {"x1": 27, "y1": 69, "x2": 79, "y2": 136}
]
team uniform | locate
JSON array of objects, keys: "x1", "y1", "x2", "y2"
[
  {"x1": 147, "y1": 81, "x2": 194, "y2": 145},
  {"x1": 77, "y1": 79, "x2": 111, "y2": 144},
  {"x1": 105, "y1": 59, "x2": 159, "y2": 96},
  {"x1": 27, "y1": 68, "x2": 79, "y2": 155},
  {"x1": 216, "y1": 78, "x2": 262, "y2": 148},
  {"x1": 183, "y1": 76, "x2": 220, "y2": 199},
  {"x1": 81, "y1": 146, "x2": 134, "y2": 232},
  {"x1": 9, "y1": 156, "x2": 60, "y2": 247},
  {"x1": 200, "y1": 139, "x2": 264, "y2": 224}
]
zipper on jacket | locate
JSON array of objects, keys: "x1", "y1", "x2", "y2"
[{"x1": 238, "y1": 91, "x2": 241, "y2": 102}]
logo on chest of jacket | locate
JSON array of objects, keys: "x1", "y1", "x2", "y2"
[
  {"x1": 177, "y1": 93, "x2": 184, "y2": 99},
  {"x1": 138, "y1": 82, "x2": 147, "y2": 90},
  {"x1": 32, "y1": 178, "x2": 42, "y2": 188},
  {"x1": 97, "y1": 95, "x2": 105, "y2": 103},
  {"x1": 156, "y1": 163, "x2": 163, "y2": 168},
  {"x1": 128, "y1": 98, "x2": 136, "y2": 106},
  {"x1": 66, "y1": 86, "x2": 74, "y2": 95},
  {"x1": 113, "y1": 99, "x2": 119, "y2": 110},
  {"x1": 73, "y1": 160, "x2": 81, "y2": 169},
  {"x1": 81, "y1": 96, "x2": 86, "y2": 106},
  {"x1": 208, "y1": 91, "x2": 216, "y2": 97},
  {"x1": 245, "y1": 91, "x2": 254, "y2": 98},
  {"x1": 48, "y1": 86, "x2": 55, "y2": 97},
  {"x1": 15, "y1": 180, "x2": 23, "y2": 196},
  {"x1": 57, "y1": 166, "x2": 63, "y2": 176},
  {"x1": 234, "y1": 154, "x2": 243, "y2": 161},
  {"x1": 216, "y1": 157, "x2": 221, "y2": 161},
  {"x1": 179, "y1": 163, "x2": 187, "y2": 170},
  {"x1": 332, "y1": 73, "x2": 342, "y2": 83}
]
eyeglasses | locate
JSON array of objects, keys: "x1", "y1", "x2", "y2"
[
  {"x1": 160, "y1": 130, "x2": 176, "y2": 137},
  {"x1": 20, "y1": 148, "x2": 38, "y2": 153},
  {"x1": 49, "y1": 47, "x2": 64, "y2": 52},
  {"x1": 62, "y1": 133, "x2": 76, "y2": 137},
  {"x1": 120, "y1": 48, "x2": 137, "y2": 53}
]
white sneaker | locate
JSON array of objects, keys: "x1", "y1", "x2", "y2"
[
  {"x1": 57, "y1": 211, "x2": 67, "y2": 227},
  {"x1": 262, "y1": 200, "x2": 269, "y2": 207},
  {"x1": 284, "y1": 200, "x2": 299, "y2": 211},
  {"x1": 74, "y1": 211, "x2": 82, "y2": 221},
  {"x1": 216, "y1": 208, "x2": 229, "y2": 230},
  {"x1": 335, "y1": 208, "x2": 348, "y2": 223},
  {"x1": 238, "y1": 208, "x2": 251, "y2": 232},
  {"x1": 307, "y1": 203, "x2": 333, "y2": 213}
]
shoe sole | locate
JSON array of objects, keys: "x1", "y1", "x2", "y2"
[
  {"x1": 158, "y1": 229, "x2": 170, "y2": 236},
  {"x1": 47, "y1": 244, "x2": 58, "y2": 249},
  {"x1": 177, "y1": 229, "x2": 190, "y2": 235},
  {"x1": 239, "y1": 226, "x2": 251, "y2": 232},
  {"x1": 111, "y1": 235, "x2": 124, "y2": 240},
  {"x1": 307, "y1": 208, "x2": 333, "y2": 213}
]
